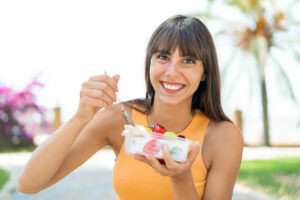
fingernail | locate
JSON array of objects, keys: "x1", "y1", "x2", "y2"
[
  {"x1": 194, "y1": 141, "x2": 199, "y2": 146},
  {"x1": 145, "y1": 154, "x2": 151, "y2": 159}
]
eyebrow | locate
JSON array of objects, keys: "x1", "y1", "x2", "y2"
[
  {"x1": 153, "y1": 49, "x2": 199, "y2": 60},
  {"x1": 153, "y1": 50, "x2": 171, "y2": 55}
]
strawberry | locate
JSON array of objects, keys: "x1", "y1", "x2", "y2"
[
  {"x1": 178, "y1": 135, "x2": 186, "y2": 139},
  {"x1": 157, "y1": 158, "x2": 165, "y2": 165},
  {"x1": 152, "y1": 124, "x2": 166, "y2": 134},
  {"x1": 143, "y1": 139, "x2": 161, "y2": 154}
]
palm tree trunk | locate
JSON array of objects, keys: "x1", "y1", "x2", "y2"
[
  {"x1": 256, "y1": 36, "x2": 270, "y2": 146},
  {"x1": 260, "y1": 75, "x2": 270, "y2": 146}
]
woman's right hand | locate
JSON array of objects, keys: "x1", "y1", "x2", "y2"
[{"x1": 74, "y1": 74, "x2": 120, "y2": 123}]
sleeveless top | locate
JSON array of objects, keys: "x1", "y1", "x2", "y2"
[{"x1": 113, "y1": 108, "x2": 210, "y2": 200}]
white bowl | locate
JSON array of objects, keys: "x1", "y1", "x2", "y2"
[{"x1": 122, "y1": 130, "x2": 193, "y2": 162}]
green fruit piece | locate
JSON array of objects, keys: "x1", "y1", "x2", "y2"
[
  {"x1": 165, "y1": 132, "x2": 176, "y2": 137},
  {"x1": 170, "y1": 146, "x2": 183, "y2": 155},
  {"x1": 164, "y1": 132, "x2": 177, "y2": 140}
]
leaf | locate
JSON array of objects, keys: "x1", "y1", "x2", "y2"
[
  {"x1": 222, "y1": 50, "x2": 252, "y2": 102},
  {"x1": 290, "y1": 46, "x2": 300, "y2": 63},
  {"x1": 269, "y1": 53, "x2": 297, "y2": 103},
  {"x1": 226, "y1": 0, "x2": 249, "y2": 12},
  {"x1": 220, "y1": 48, "x2": 240, "y2": 82},
  {"x1": 190, "y1": 11, "x2": 215, "y2": 20},
  {"x1": 286, "y1": 0, "x2": 300, "y2": 11},
  {"x1": 214, "y1": 27, "x2": 232, "y2": 37}
]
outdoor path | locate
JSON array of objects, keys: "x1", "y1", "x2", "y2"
[{"x1": 1, "y1": 147, "x2": 299, "y2": 200}]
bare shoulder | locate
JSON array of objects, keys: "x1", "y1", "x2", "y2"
[
  {"x1": 90, "y1": 102, "x2": 134, "y2": 155},
  {"x1": 205, "y1": 121, "x2": 244, "y2": 163},
  {"x1": 208, "y1": 121, "x2": 243, "y2": 146},
  {"x1": 202, "y1": 121, "x2": 244, "y2": 199},
  {"x1": 92, "y1": 103, "x2": 124, "y2": 129},
  {"x1": 91, "y1": 103, "x2": 125, "y2": 137}
]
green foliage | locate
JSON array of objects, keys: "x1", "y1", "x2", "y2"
[
  {"x1": 226, "y1": 0, "x2": 263, "y2": 13},
  {"x1": 238, "y1": 158, "x2": 300, "y2": 199},
  {"x1": 0, "y1": 168, "x2": 10, "y2": 191},
  {"x1": 0, "y1": 144, "x2": 37, "y2": 153}
]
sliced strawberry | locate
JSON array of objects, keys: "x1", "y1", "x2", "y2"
[
  {"x1": 152, "y1": 124, "x2": 166, "y2": 134},
  {"x1": 143, "y1": 139, "x2": 161, "y2": 154}
]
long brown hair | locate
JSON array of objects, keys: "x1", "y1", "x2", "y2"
[{"x1": 129, "y1": 15, "x2": 230, "y2": 122}]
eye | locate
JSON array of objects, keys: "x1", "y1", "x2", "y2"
[
  {"x1": 184, "y1": 58, "x2": 195, "y2": 64},
  {"x1": 157, "y1": 54, "x2": 168, "y2": 61}
]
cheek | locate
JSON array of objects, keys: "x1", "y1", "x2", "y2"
[
  {"x1": 187, "y1": 71, "x2": 202, "y2": 91},
  {"x1": 149, "y1": 64, "x2": 163, "y2": 83},
  {"x1": 192, "y1": 77, "x2": 202, "y2": 91}
]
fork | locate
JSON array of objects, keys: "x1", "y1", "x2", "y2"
[{"x1": 104, "y1": 70, "x2": 136, "y2": 126}]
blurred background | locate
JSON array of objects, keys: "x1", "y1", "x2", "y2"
[{"x1": 0, "y1": 0, "x2": 299, "y2": 199}]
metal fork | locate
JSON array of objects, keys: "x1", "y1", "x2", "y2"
[
  {"x1": 115, "y1": 95, "x2": 136, "y2": 126},
  {"x1": 104, "y1": 70, "x2": 135, "y2": 126}
]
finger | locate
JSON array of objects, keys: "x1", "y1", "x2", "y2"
[
  {"x1": 162, "y1": 145, "x2": 177, "y2": 169},
  {"x1": 81, "y1": 88, "x2": 115, "y2": 106},
  {"x1": 82, "y1": 81, "x2": 117, "y2": 102},
  {"x1": 81, "y1": 96, "x2": 109, "y2": 109},
  {"x1": 112, "y1": 74, "x2": 120, "y2": 92},
  {"x1": 133, "y1": 154, "x2": 148, "y2": 163},
  {"x1": 145, "y1": 154, "x2": 167, "y2": 174},
  {"x1": 90, "y1": 75, "x2": 118, "y2": 92},
  {"x1": 186, "y1": 141, "x2": 200, "y2": 165}
]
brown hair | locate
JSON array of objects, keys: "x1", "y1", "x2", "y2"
[{"x1": 129, "y1": 15, "x2": 230, "y2": 122}]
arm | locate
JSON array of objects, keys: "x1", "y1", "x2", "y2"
[
  {"x1": 17, "y1": 115, "x2": 89, "y2": 194},
  {"x1": 40, "y1": 104, "x2": 124, "y2": 190},
  {"x1": 202, "y1": 122, "x2": 244, "y2": 200},
  {"x1": 17, "y1": 74, "x2": 120, "y2": 194},
  {"x1": 170, "y1": 170, "x2": 199, "y2": 200}
]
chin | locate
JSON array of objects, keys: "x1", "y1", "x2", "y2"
[{"x1": 158, "y1": 96, "x2": 185, "y2": 106}]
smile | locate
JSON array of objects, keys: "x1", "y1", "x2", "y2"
[{"x1": 160, "y1": 81, "x2": 185, "y2": 93}]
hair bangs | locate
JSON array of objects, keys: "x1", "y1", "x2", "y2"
[
  {"x1": 149, "y1": 22, "x2": 204, "y2": 61},
  {"x1": 177, "y1": 28, "x2": 203, "y2": 61},
  {"x1": 150, "y1": 25, "x2": 179, "y2": 56}
]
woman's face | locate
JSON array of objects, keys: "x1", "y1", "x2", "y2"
[{"x1": 149, "y1": 47, "x2": 205, "y2": 106}]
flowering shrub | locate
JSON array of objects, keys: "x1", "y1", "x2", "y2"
[{"x1": 0, "y1": 76, "x2": 51, "y2": 150}]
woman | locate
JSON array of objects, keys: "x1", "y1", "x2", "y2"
[{"x1": 18, "y1": 15, "x2": 243, "y2": 199}]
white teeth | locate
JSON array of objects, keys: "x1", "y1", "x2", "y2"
[{"x1": 163, "y1": 82, "x2": 183, "y2": 90}]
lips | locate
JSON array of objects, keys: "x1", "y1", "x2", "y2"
[{"x1": 160, "y1": 81, "x2": 185, "y2": 93}]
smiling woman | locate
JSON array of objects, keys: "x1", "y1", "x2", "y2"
[
  {"x1": 17, "y1": 15, "x2": 243, "y2": 200},
  {"x1": 149, "y1": 47, "x2": 204, "y2": 106}
]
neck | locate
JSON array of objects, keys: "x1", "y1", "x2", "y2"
[{"x1": 148, "y1": 97, "x2": 194, "y2": 134}]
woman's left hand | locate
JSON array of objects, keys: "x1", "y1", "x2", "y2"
[{"x1": 133, "y1": 141, "x2": 200, "y2": 179}]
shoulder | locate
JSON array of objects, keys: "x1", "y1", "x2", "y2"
[
  {"x1": 201, "y1": 121, "x2": 244, "y2": 199},
  {"x1": 90, "y1": 100, "x2": 143, "y2": 147},
  {"x1": 88, "y1": 103, "x2": 126, "y2": 145},
  {"x1": 206, "y1": 120, "x2": 244, "y2": 161},
  {"x1": 93, "y1": 103, "x2": 124, "y2": 127}
]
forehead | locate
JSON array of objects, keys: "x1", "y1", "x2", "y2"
[{"x1": 153, "y1": 46, "x2": 200, "y2": 59}]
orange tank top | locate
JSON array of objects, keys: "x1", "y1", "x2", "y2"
[{"x1": 113, "y1": 108, "x2": 210, "y2": 200}]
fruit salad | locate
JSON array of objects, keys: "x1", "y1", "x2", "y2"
[{"x1": 122, "y1": 124, "x2": 193, "y2": 162}]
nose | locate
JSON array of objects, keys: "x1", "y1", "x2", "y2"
[{"x1": 166, "y1": 61, "x2": 181, "y2": 78}]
